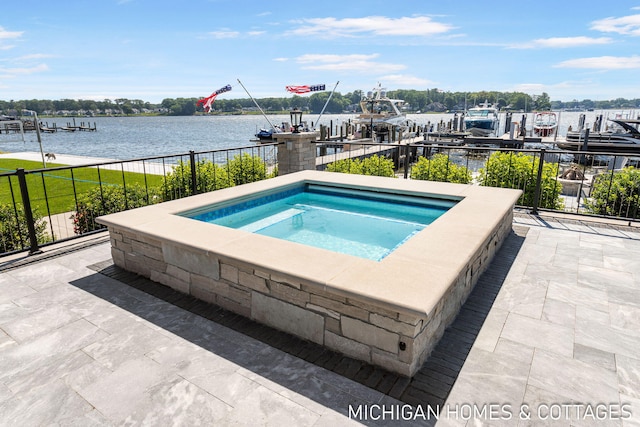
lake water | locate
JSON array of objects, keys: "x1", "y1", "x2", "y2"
[{"x1": 0, "y1": 111, "x2": 633, "y2": 160}]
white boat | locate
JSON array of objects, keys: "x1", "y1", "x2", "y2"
[
  {"x1": 558, "y1": 119, "x2": 640, "y2": 153},
  {"x1": 533, "y1": 112, "x2": 558, "y2": 137},
  {"x1": 354, "y1": 84, "x2": 410, "y2": 140},
  {"x1": 463, "y1": 102, "x2": 499, "y2": 137}
]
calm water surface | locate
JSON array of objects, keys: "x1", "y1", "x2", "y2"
[
  {"x1": 0, "y1": 111, "x2": 632, "y2": 160},
  {"x1": 188, "y1": 186, "x2": 452, "y2": 261}
]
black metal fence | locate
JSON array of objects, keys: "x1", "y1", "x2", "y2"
[
  {"x1": 316, "y1": 140, "x2": 640, "y2": 218},
  {"x1": 2, "y1": 140, "x2": 639, "y2": 257},
  {"x1": 0, "y1": 143, "x2": 277, "y2": 257}
]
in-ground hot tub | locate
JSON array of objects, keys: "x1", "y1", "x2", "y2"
[
  {"x1": 98, "y1": 171, "x2": 521, "y2": 376},
  {"x1": 183, "y1": 183, "x2": 457, "y2": 261}
]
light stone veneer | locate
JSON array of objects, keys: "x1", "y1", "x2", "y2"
[{"x1": 97, "y1": 171, "x2": 521, "y2": 377}]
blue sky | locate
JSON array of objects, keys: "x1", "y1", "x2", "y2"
[{"x1": 1, "y1": 0, "x2": 639, "y2": 103}]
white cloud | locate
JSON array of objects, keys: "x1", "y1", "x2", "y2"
[
  {"x1": 510, "y1": 83, "x2": 547, "y2": 93},
  {"x1": 301, "y1": 61, "x2": 405, "y2": 73},
  {"x1": 296, "y1": 53, "x2": 380, "y2": 63},
  {"x1": 12, "y1": 53, "x2": 55, "y2": 61},
  {"x1": 272, "y1": 57, "x2": 288, "y2": 62},
  {"x1": 0, "y1": 63, "x2": 49, "y2": 77},
  {"x1": 288, "y1": 16, "x2": 454, "y2": 38},
  {"x1": 514, "y1": 36, "x2": 612, "y2": 49},
  {"x1": 591, "y1": 14, "x2": 640, "y2": 35},
  {"x1": 555, "y1": 55, "x2": 640, "y2": 69},
  {"x1": 206, "y1": 28, "x2": 265, "y2": 39},
  {"x1": 207, "y1": 30, "x2": 240, "y2": 39},
  {"x1": 293, "y1": 53, "x2": 405, "y2": 73},
  {"x1": 0, "y1": 26, "x2": 23, "y2": 51},
  {"x1": 377, "y1": 74, "x2": 434, "y2": 87},
  {"x1": 0, "y1": 27, "x2": 23, "y2": 40},
  {"x1": 506, "y1": 80, "x2": 603, "y2": 101}
]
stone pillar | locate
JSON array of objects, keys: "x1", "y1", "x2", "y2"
[{"x1": 273, "y1": 131, "x2": 318, "y2": 175}]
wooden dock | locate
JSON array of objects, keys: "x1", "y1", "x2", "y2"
[
  {"x1": 47, "y1": 118, "x2": 97, "y2": 132},
  {"x1": 316, "y1": 141, "x2": 397, "y2": 167},
  {"x1": 315, "y1": 135, "x2": 426, "y2": 168},
  {"x1": 427, "y1": 132, "x2": 565, "y2": 149},
  {"x1": 0, "y1": 118, "x2": 97, "y2": 134}
]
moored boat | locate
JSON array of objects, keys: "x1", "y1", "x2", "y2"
[
  {"x1": 557, "y1": 119, "x2": 640, "y2": 153},
  {"x1": 533, "y1": 112, "x2": 558, "y2": 137},
  {"x1": 463, "y1": 102, "x2": 499, "y2": 137},
  {"x1": 255, "y1": 127, "x2": 277, "y2": 141},
  {"x1": 353, "y1": 84, "x2": 410, "y2": 140},
  {"x1": 254, "y1": 123, "x2": 286, "y2": 142}
]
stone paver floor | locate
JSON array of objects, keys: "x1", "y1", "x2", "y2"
[
  {"x1": 1, "y1": 214, "x2": 640, "y2": 426},
  {"x1": 439, "y1": 215, "x2": 640, "y2": 427},
  {"x1": 0, "y1": 238, "x2": 395, "y2": 426}
]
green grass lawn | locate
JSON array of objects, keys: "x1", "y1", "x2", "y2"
[{"x1": 0, "y1": 159, "x2": 165, "y2": 215}]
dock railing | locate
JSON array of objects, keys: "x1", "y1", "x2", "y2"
[{"x1": 2, "y1": 140, "x2": 639, "y2": 257}]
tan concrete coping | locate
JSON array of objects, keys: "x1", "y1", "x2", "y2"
[{"x1": 98, "y1": 171, "x2": 522, "y2": 318}]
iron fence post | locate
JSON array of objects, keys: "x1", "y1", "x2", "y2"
[
  {"x1": 189, "y1": 150, "x2": 198, "y2": 195},
  {"x1": 531, "y1": 149, "x2": 545, "y2": 215},
  {"x1": 404, "y1": 144, "x2": 410, "y2": 179},
  {"x1": 16, "y1": 168, "x2": 41, "y2": 255}
]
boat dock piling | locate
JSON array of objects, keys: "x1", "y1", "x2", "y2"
[
  {"x1": 42, "y1": 120, "x2": 97, "y2": 132},
  {"x1": 310, "y1": 112, "x2": 570, "y2": 155},
  {"x1": 58, "y1": 118, "x2": 97, "y2": 132},
  {"x1": 262, "y1": 110, "x2": 544, "y2": 149},
  {"x1": 0, "y1": 117, "x2": 97, "y2": 134}
]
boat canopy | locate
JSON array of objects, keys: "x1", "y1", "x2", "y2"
[{"x1": 610, "y1": 119, "x2": 640, "y2": 136}]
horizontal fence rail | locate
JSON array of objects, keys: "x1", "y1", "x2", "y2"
[
  {"x1": 316, "y1": 140, "x2": 640, "y2": 221},
  {"x1": 1, "y1": 143, "x2": 277, "y2": 257},
  {"x1": 2, "y1": 139, "x2": 639, "y2": 257}
]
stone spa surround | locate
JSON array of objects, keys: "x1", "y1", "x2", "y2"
[{"x1": 98, "y1": 171, "x2": 521, "y2": 377}]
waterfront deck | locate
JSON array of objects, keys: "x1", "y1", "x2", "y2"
[
  {"x1": 1, "y1": 213, "x2": 639, "y2": 425},
  {"x1": 316, "y1": 141, "x2": 399, "y2": 168},
  {"x1": 315, "y1": 135, "x2": 426, "y2": 168}
]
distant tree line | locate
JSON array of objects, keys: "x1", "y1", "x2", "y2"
[
  {"x1": 0, "y1": 98, "x2": 156, "y2": 116},
  {"x1": 2, "y1": 90, "x2": 639, "y2": 117}
]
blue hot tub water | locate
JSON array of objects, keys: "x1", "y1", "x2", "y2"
[{"x1": 185, "y1": 185, "x2": 456, "y2": 261}]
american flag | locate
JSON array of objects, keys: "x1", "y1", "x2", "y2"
[
  {"x1": 285, "y1": 84, "x2": 326, "y2": 94},
  {"x1": 197, "y1": 84, "x2": 232, "y2": 112}
]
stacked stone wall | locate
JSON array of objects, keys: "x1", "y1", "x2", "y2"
[{"x1": 106, "y1": 211, "x2": 511, "y2": 376}]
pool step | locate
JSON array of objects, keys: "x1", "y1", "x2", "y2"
[{"x1": 239, "y1": 208, "x2": 304, "y2": 232}]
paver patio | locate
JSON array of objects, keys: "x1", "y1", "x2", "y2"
[{"x1": 0, "y1": 213, "x2": 639, "y2": 426}]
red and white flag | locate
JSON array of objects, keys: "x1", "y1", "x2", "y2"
[
  {"x1": 285, "y1": 84, "x2": 326, "y2": 94},
  {"x1": 197, "y1": 84, "x2": 232, "y2": 112}
]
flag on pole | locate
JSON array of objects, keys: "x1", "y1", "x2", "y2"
[
  {"x1": 285, "y1": 84, "x2": 326, "y2": 94},
  {"x1": 197, "y1": 84, "x2": 232, "y2": 112}
]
